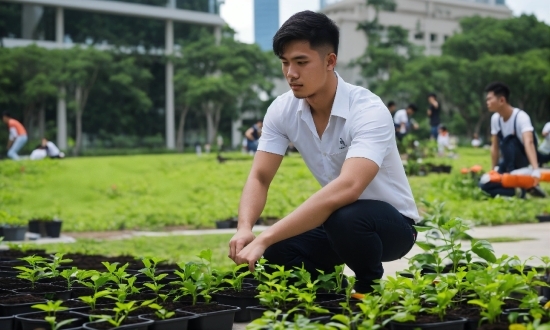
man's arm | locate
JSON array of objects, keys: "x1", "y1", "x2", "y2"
[
  {"x1": 244, "y1": 127, "x2": 254, "y2": 140},
  {"x1": 233, "y1": 157, "x2": 378, "y2": 270},
  {"x1": 522, "y1": 131, "x2": 540, "y2": 171},
  {"x1": 491, "y1": 135, "x2": 499, "y2": 169},
  {"x1": 228, "y1": 151, "x2": 283, "y2": 260}
]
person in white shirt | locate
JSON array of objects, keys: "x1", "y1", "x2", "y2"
[
  {"x1": 480, "y1": 82, "x2": 545, "y2": 198},
  {"x1": 393, "y1": 104, "x2": 418, "y2": 141},
  {"x1": 30, "y1": 138, "x2": 64, "y2": 160},
  {"x1": 471, "y1": 133, "x2": 482, "y2": 148},
  {"x1": 437, "y1": 125, "x2": 450, "y2": 156},
  {"x1": 539, "y1": 122, "x2": 550, "y2": 165},
  {"x1": 228, "y1": 11, "x2": 419, "y2": 294}
]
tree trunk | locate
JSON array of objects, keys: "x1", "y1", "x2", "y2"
[
  {"x1": 176, "y1": 106, "x2": 190, "y2": 151},
  {"x1": 38, "y1": 104, "x2": 45, "y2": 139},
  {"x1": 204, "y1": 102, "x2": 215, "y2": 145},
  {"x1": 211, "y1": 104, "x2": 222, "y2": 147},
  {"x1": 73, "y1": 86, "x2": 83, "y2": 156}
]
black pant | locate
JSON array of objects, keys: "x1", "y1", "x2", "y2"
[
  {"x1": 263, "y1": 200, "x2": 417, "y2": 293},
  {"x1": 479, "y1": 182, "x2": 516, "y2": 198}
]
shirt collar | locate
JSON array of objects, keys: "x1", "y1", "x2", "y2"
[{"x1": 296, "y1": 71, "x2": 350, "y2": 120}]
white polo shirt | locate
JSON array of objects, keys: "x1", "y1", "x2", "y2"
[
  {"x1": 490, "y1": 108, "x2": 533, "y2": 144},
  {"x1": 258, "y1": 73, "x2": 420, "y2": 221}
]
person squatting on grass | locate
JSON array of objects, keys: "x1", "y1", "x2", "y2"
[
  {"x1": 228, "y1": 11, "x2": 419, "y2": 294},
  {"x1": 479, "y1": 82, "x2": 546, "y2": 198},
  {"x1": 2, "y1": 111, "x2": 28, "y2": 160}
]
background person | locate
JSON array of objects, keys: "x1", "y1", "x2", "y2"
[
  {"x1": 471, "y1": 133, "x2": 482, "y2": 148},
  {"x1": 393, "y1": 104, "x2": 418, "y2": 141},
  {"x1": 437, "y1": 125, "x2": 450, "y2": 156},
  {"x1": 480, "y1": 82, "x2": 545, "y2": 198},
  {"x1": 244, "y1": 119, "x2": 263, "y2": 155},
  {"x1": 387, "y1": 101, "x2": 396, "y2": 115},
  {"x1": 2, "y1": 111, "x2": 28, "y2": 160},
  {"x1": 427, "y1": 93, "x2": 441, "y2": 140},
  {"x1": 538, "y1": 121, "x2": 550, "y2": 165}
]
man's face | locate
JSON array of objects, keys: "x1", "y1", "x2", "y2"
[
  {"x1": 279, "y1": 40, "x2": 336, "y2": 99},
  {"x1": 428, "y1": 96, "x2": 435, "y2": 103},
  {"x1": 257, "y1": 121, "x2": 263, "y2": 129},
  {"x1": 486, "y1": 91, "x2": 504, "y2": 112},
  {"x1": 388, "y1": 105, "x2": 396, "y2": 113},
  {"x1": 406, "y1": 108, "x2": 414, "y2": 116},
  {"x1": 2, "y1": 116, "x2": 8, "y2": 124}
]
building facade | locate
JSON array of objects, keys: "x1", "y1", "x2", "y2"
[
  {"x1": 321, "y1": 0, "x2": 512, "y2": 84},
  {"x1": 254, "y1": 0, "x2": 279, "y2": 51},
  {"x1": 0, "y1": 0, "x2": 224, "y2": 150}
]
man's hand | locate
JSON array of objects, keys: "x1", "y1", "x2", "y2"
[
  {"x1": 427, "y1": 109, "x2": 432, "y2": 116},
  {"x1": 234, "y1": 238, "x2": 268, "y2": 272},
  {"x1": 228, "y1": 229, "x2": 255, "y2": 262},
  {"x1": 532, "y1": 168, "x2": 541, "y2": 186}
]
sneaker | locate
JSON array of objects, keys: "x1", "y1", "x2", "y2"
[{"x1": 527, "y1": 185, "x2": 547, "y2": 198}]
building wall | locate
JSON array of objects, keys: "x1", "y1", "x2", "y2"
[
  {"x1": 254, "y1": 0, "x2": 279, "y2": 51},
  {"x1": 321, "y1": 0, "x2": 512, "y2": 83}
]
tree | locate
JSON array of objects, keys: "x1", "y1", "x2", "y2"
[
  {"x1": 5, "y1": 45, "x2": 59, "y2": 138},
  {"x1": 174, "y1": 30, "x2": 276, "y2": 146},
  {"x1": 63, "y1": 47, "x2": 112, "y2": 156},
  {"x1": 354, "y1": 0, "x2": 421, "y2": 88}
]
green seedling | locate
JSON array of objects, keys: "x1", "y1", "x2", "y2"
[
  {"x1": 78, "y1": 271, "x2": 111, "y2": 294},
  {"x1": 102, "y1": 261, "x2": 130, "y2": 285},
  {"x1": 59, "y1": 267, "x2": 80, "y2": 290},
  {"x1": 44, "y1": 316, "x2": 79, "y2": 330},
  {"x1": 79, "y1": 290, "x2": 111, "y2": 311},
  {"x1": 44, "y1": 253, "x2": 73, "y2": 278},
  {"x1": 422, "y1": 284, "x2": 458, "y2": 321},
  {"x1": 14, "y1": 255, "x2": 49, "y2": 289},
  {"x1": 32, "y1": 301, "x2": 78, "y2": 330},
  {"x1": 148, "y1": 303, "x2": 175, "y2": 320},
  {"x1": 224, "y1": 263, "x2": 251, "y2": 292},
  {"x1": 140, "y1": 257, "x2": 168, "y2": 295}
]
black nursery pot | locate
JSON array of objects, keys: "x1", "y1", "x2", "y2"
[
  {"x1": 0, "y1": 226, "x2": 27, "y2": 241},
  {"x1": 211, "y1": 289, "x2": 260, "y2": 322},
  {"x1": 390, "y1": 316, "x2": 467, "y2": 330},
  {"x1": 138, "y1": 311, "x2": 197, "y2": 330},
  {"x1": 536, "y1": 215, "x2": 550, "y2": 223},
  {"x1": 83, "y1": 317, "x2": 153, "y2": 330},
  {"x1": 0, "y1": 316, "x2": 13, "y2": 330},
  {"x1": 215, "y1": 220, "x2": 232, "y2": 229},
  {"x1": 15, "y1": 311, "x2": 85, "y2": 330},
  {"x1": 0, "y1": 295, "x2": 47, "y2": 317},
  {"x1": 45, "y1": 220, "x2": 63, "y2": 238},
  {"x1": 177, "y1": 304, "x2": 240, "y2": 330}
]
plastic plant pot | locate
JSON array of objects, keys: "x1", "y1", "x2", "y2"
[
  {"x1": 138, "y1": 311, "x2": 197, "y2": 330},
  {"x1": 390, "y1": 316, "x2": 467, "y2": 330}
]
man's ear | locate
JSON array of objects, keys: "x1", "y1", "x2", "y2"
[{"x1": 326, "y1": 53, "x2": 337, "y2": 71}]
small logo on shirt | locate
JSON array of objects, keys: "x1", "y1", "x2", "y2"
[{"x1": 339, "y1": 138, "x2": 347, "y2": 149}]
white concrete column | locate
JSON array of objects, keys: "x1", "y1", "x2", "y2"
[
  {"x1": 231, "y1": 118, "x2": 243, "y2": 149},
  {"x1": 56, "y1": 7, "x2": 67, "y2": 150},
  {"x1": 57, "y1": 87, "x2": 67, "y2": 150},
  {"x1": 165, "y1": 19, "x2": 175, "y2": 149}
]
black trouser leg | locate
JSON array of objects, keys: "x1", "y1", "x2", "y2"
[
  {"x1": 263, "y1": 200, "x2": 416, "y2": 293},
  {"x1": 479, "y1": 182, "x2": 517, "y2": 198}
]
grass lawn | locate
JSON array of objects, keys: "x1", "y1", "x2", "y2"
[{"x1": 1, "y1": 148, "x2": 549, "y2": 232}]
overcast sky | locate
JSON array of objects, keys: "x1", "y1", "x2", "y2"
[{"x1": 219, "y1": 0, "x2": 550, "y2": 44}]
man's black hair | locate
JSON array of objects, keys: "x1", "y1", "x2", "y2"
[
  {"x1": 428, "y1": 93, "x2": 437, "y2": 99},
  {"x1": 387, "y1": 101, "x2": 396, "y2": 108},
  {"x1": 439, "y1": 125, "x2": 447, "y2": 131},
  {"x1": 272, "y1": 10, "x2": 339, "y2": 58},
  {"x1": 484, "y1": 82, "x2": 510, "y2": 102},
  {"x1": 2, "y1": 111, "x2": 11, "y2": 118},
  {"x1": 407, "y1": 104, "x2": 418, "y2": 112},
  {"x1": 256, "y1": 119, "x2": 263, "y2": 123}
]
